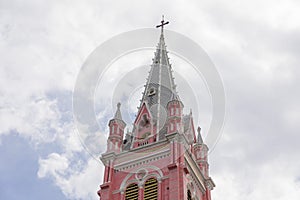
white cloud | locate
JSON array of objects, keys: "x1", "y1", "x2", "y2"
[
  {"x1": 212, "y1": 154, "x2": 300, "y2": 200},
  {"x1": 0, "y1": 97, "x2": 61, "y2": 144},
  {"x1": 38, "y1": 153, "x2": 102, "y2": 200},
  {"x1": 38, "y1": 153, "x2": 69, "y2": 178}
]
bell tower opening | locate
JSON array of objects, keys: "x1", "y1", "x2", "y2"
[
  {"x1": 125, "y1": 183, "x2": 138, "y2": 200},
  {"x1": 144, "y1": 178, "x2": 158, "y2": 200}
]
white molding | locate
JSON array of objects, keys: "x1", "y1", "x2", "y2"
[
  {"x1": 119, "y1": 165, "x2": 164, "y2": 192},
  {"x1": 114, "y1": 149, "x2": 170, "y2": 172}
]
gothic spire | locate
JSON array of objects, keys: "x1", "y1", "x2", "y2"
[{"x1": 140, "y1": 16, "x2": 179, "y2": 112}]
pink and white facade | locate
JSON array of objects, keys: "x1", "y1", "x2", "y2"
[{"x1": 98, "y1": 21, "x2": 215, "y2": 200}]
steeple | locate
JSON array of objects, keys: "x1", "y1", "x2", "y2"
[{"x1": 139, "y1": 16, "x2": 179, "y2": 124}]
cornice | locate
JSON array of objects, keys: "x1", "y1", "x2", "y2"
[{"x1": 114, "y1": 148, "x2": 170, "y2": 172}]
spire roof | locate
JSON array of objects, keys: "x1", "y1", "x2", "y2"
[
  {"x1": 139, "y1": 17, "x2": 179, "y2": 114},
  {"x1": 197, "y1": 126, "x2": 204, "y2": 144},
  {"x1": 114, "y1": 102, "x2": 123, "y2": 120}
]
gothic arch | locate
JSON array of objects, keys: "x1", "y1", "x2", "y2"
[
  {"x1": 142, "y1": 173, "x2": 161, "y2": 185},
  {"x1": 119, "y1": 165, "x2": 163, "y2": 192},
  {"x1": 144, "y1": 165, "x2": 163, "y2": 178}
]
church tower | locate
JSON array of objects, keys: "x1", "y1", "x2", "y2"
[{"x1": 98, "y1": 17, "x2": 215, "y2": 200}]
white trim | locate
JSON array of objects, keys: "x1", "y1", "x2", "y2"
[
  {"x1": 119, "y1": 165, "x2": 164, "y2": 192},
  {"x1": 114, "y1": 149, "x2": 169, "y2": 172}
]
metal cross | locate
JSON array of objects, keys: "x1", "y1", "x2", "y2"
[{"x1": 156, "y1": 15, "x2": 169, "y2": 33}]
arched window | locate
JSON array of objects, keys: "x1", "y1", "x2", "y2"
[
  {"x1": 125, "y1": 183, "x2": 138, "y2": 200},
  {"x1": 144, "y1": 178, "x2": 158, "y2": 200},
  {"x1": 187, "y1": 189, "x2": 192, "y2": 200}
]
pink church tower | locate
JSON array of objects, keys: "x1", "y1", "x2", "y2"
[{"x1": 98, "y1": 18, "x2": 215, "y2": 200}]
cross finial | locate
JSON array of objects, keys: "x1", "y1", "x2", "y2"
[{"x1": 156, "y1": 15, "x2": 169, "y2": 34}]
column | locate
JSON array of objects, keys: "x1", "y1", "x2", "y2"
[
  {"x1": 158, "y1": 179, "x2": 162, "y2": 200},
  {"x1": 138, "y1": 184, "x2": 144, "y2": 200},
  {"x1": 103, "y1": 166, "x2": 108, "y2": 182},
  {"x1": 120, "y1": 190, "x2": 125, "y2": 200}
]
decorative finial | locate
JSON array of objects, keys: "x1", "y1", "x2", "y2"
[
  {"x1": 197, "y1": 126, "x2": 201, "y2": 134},
  {"x1": 156, "y1": 15, "x2": 169, "y2": 34},
  {"x1": 117, "y1": 102, "x2": 121, "y2": 109},
  {"x1": 197, "y1": 126, "x2": 203, "y2": 144}
]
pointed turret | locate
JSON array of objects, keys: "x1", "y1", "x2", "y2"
[
  {"x1": 107, "y1": 103, "x2": 126, "y2": 153},
  {"x1": 193, "y1": 126, "x2": 209, "y2": 178}
]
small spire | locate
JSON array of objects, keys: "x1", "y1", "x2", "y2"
[
  {"x1": 114, "y1": 102, "x2": 123, "y2": 120},
  {"x1": 197, "y1": 126, "x2": 203, "y2": 144}
]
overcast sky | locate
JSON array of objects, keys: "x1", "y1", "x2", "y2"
[{"x1": 1, "y1": 0, "x2": 300, "y2": 199}]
